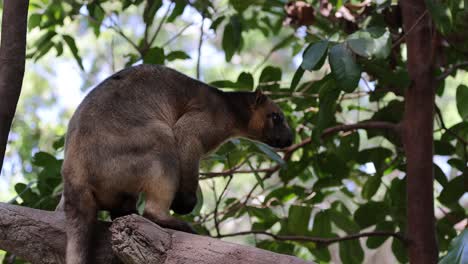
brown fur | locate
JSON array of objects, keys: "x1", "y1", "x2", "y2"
[{"x1": 58, "y1": 65, "x2": 293, "y2": 264}]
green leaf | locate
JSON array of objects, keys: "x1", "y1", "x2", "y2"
[
  {"x1": 311, "y1": 211, "x2": 332, "y2": 237},
  {"x1": 367, "y1": 221, "x2": 395, "y2": 249},
  {"x1": 439, "y1": 229, "x2": 468, "y2": 264},
  {"x1": 229, "y1": 0, "x2": 252, "y2": 13},
  {"x1": 392, "y1": 237, "x2": 408, "y2": 263},
  {"x1": 248, "y1": 206, "x2": 279, "y2": 230},
  {"x1": 448, "y1": 158, "x2": 465, "y2": 172},
  {"x1": 354, "y1": 202, "x2": 387, "y2": 229},
  {"x1": 339, "y1": 239, "x2": 364, "y2": 264},
  {"x1": 143, "y1": 46, "x2": 165, "y2": 64},
  {"x1": 264, "y1": 186, "x2": 305, "y2": 205},
  {"x1": 434, "y1": 163, "x2": 448, "y2": 187},
  {"x1": 143, "y1": 0, "x2": 163, "y2": 26},
  {"x1": 329, "y1": 44, "x2": 361, "y2": 92},
  {"x1": 346, "y1": 28, "x2": 391, "y2": 59},
  {"x1": 32, "y1": 152, "x2": 59, "y2": 168},
  {"x1": 356, "y1": 147, "x2": 393, "y2": 171},
  {"x1": 257, "y1": 240, "x2": 295, "y2": 256},
  {"x1": 301, "y1": 40, "x2": 328, "y2": 71},
  {"x1": 34, "y1": 41, "x2": 54, "y2": 61},
  {"x1": 53, "y1": 136, "x2": 65, "y2": 150},
  {"x1": 287, "y1": 205, "x2": 312, "y2": 235},
  {"x1": 307, "y1": 246, "x2": 331, "y2": 262},
  {"x1": 439, "y1": 175, "x2": 465, "y2": 208},
  {"x1": 210, "y1": 16, "x2": 225, "y2": 32},
  {"x1": 329, "y1": 210, "x2": 360, "y2": 233},
  {"x1": 63, "y1": 35, "x2": 84, "y2": 70},
  {"x1": 222, "y1": 16, "x2": 242, "y2": 61},
  {"x1": 13, "y1": 182, "x2": 40, "y2": 207},
  {"x1": 192, "y1": 188, "x2": 204, "y2": 215},
  {"x1": 362, "y1": 173, "x2": 382, "y2": 200},
  {"x1": 253, "y1": 142, "x2": 285, "y2": 166},
  {"x1": 165, "y1": 50, "x2": 191, "y2": 61},
  {"x1": 426, "y1": 0, "x2": 453, "y2": 34},
  {"x1": 210, "y1": 72, "x2": 254, "y2": 90},
  {"x1": 28, "y1": 13, "x2": 42, "y2": 30},
  {"x1": 456, "y1": 85, "x2": 468, "y2": 120},
  {"x1": 54, "y1": 42, "x2": 63, "y2": 56},
  {"x1": 167, "y1": 0, "x2": 186, "y2": 22},
  {"x1": 136, "y1": 192, "x2": 146, "y2": 215},
  {"x1": 210, "y1": 80, "x2": 238, "y2": 88},
  {"x1": 35, "y1": 31, "x2": 57, "y2": 49},
  {"x1": 86, "y1": 3, "x2": 105, "y2": 36},
  {"x1": 435, "y1": 140, "x2": 455, "y2": 155},
  {"x1": 258, "y1": 66, "x2": 282, "y2": 91},
  {"x1": 237, "y1": 72, "x2": 254, "y2": 90},
  {"x1": 314, "y1": 75, "x2": 339, "y2": 136},
  {"x1": 290, "y1": 65, "x2": 305, "y2": 91}
]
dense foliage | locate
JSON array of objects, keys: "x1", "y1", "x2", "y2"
[{"x1": 2, "y1": 0, "x2": 467, "y2": 263}]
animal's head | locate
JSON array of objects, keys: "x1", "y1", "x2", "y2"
[{"x1": 247, "y1": 90, "x2": 294, "y2": 148}]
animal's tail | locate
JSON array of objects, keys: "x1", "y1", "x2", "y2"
[{"x1": 63, "y1": 181, "x2": 97, "y2": 264}]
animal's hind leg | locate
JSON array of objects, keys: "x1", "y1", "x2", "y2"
[
  {"x1": 142, "y1": 162, "x2": 196, "y2": 234},
  {"x1": 64, "y1": 182, "x2": 97, "y2": 264},
  {"x1": 110, "y1": 195, "x2": 138, "y2": 220}
]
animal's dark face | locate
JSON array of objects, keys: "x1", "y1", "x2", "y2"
[{"x1": 248, "y1": 91, "x2": 293, "y2": 148}]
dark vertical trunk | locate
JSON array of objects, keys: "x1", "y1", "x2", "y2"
[
  {"x1": 0, "y1": 0, "x2": 29, "y2": 173},
  {"x1": 400, "y1": 0, "x2": 438, "y2": 263}
]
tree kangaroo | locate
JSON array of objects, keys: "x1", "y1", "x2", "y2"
[{"x1": 58, "y1": 64, "x2": 293, "y2": 264}]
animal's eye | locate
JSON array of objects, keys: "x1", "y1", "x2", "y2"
[{"x1": 271, "y1": 113, "x2": 282, "y2": 122}]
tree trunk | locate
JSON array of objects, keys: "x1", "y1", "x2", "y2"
[
  {"x1": 0, "y1": 0, "x2": 29, "y2": 173},
  {"x1": 0, "y1": 203, "x2": 313, "y2": 264},
  {"x1": 400, "y1": 0, "x2": 438, "y2": 263}
]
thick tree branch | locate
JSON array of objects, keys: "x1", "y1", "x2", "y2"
[
  {"x1": 321, "y1": 121, "x2": 398, "y2": 138},
  {"x1": 400, "y1": 0, "x2": 438, "y2": 262},
  {"x1": 218, "y1": 230, "x2": 407, "y2": 246},
  {"x1": 0, "y1": 0, "x2": 29, "y2": 174},
  {"x1": 0, "y1": 203, "x2": 116, "y2": 264},
  {"x1": 0, "y1": 203, "x2": 313, "y2": 264}
]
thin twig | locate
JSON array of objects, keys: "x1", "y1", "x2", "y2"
[
  {"x1": 81, "y1": 12, "x2": 141, "y2": 54},
  {"x1": 211, "y1": 179, "x2": 221, "y2": 236},
  {"x1": 200, "y1": 167, "x2": 277, "y2": 178},
  {"x1": 161, "y1": 23, "x2": 194, "y2": 46},
  {"x1": 217, "y1": 230, "x2": 407, "y2": 246},
  {"x1": 147, "y1": 2, "x2": 174, "y2": 51},
  {"x1": 200, "y1": 137, "x2": 313, "y2": 179},
  {"x1": 435, "y1": 106, "x2": 468, "y2": 145},
  {"x1": 107, "y1": 14, "x2": 141, "y2": 54},
  {"x1": 196, "y1": 16, "x2": 205, "y2": 79},
  {"x1": 436, "y1": 61, "x2": 468, "y2": 81},
  {"x1": 321, "y1": 121, "x2": 398, "y2": 138},
  {"x1": 392, "y1": 10, "x2": 428, "y2": 49}
]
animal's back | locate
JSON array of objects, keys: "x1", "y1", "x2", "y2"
[{"x1": 69, "y1": 64, "x2": 202, "y2": 133}]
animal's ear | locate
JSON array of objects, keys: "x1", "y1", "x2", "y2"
[{"x1": 254, "y1": 89, "x2": 267, "y2": 107}]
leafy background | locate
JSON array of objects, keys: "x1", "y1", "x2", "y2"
[{"x1": 0, "y1": 0, "x2": 467, "y2": 263}]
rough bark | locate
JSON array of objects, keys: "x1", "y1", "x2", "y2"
[
  {"x1": 400, "y1": 1, "x2": 438, "y2": 263},
  {"x1": 0, "y1": 0, "x2": 29, "y2": 173},
  {"x1": 0, "y1": 203, "x2": 313, "y2": 264},
  {"x1": 0, "y1": 203, "x2": 118, "y2": 264}
]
